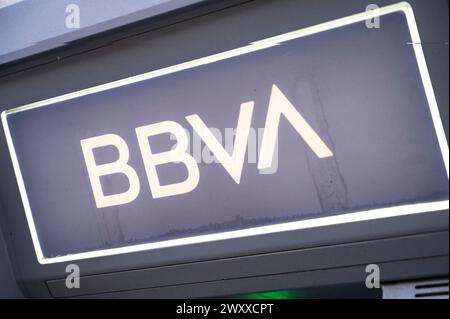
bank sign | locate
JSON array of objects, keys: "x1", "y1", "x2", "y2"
[{"x1": 2, "y1": 3, "x2": 449, "y2": 264}]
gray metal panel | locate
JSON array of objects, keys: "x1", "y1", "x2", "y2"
[
  {"x1": 47, "y1": 231, "x2": 449, "y2": 298},
  {"x1": 73, "y1": 256, "x2": 449, "y2": 298},
  {"x1": 0, "y1": 0, "x2": 448, "y2": 298}
]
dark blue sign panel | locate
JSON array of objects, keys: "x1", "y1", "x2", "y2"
[{"x1": 2, "y1": 3, "x2": 449, "y2": 264}]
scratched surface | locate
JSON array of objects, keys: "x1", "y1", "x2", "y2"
[{"x1": 5, "y1": 12, "x2": 449, "y2": 258}]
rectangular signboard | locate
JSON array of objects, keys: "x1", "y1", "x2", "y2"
[{"x1": 1, "y1": 2, "x2": 449, "y2": 264}]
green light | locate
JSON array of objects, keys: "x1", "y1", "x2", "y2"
[{"x1": 230, "y1": 290, "x2": 302, "y2": 299}]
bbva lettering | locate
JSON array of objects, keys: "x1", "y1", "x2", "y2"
[{"x1": 80, "y1": 84, "x2": 333, "y2": 208}]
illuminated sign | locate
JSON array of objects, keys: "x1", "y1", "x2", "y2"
[
  {"x1": 80, "y1": 84, "x2": 333, "y2": 208},
  {"x1": 2, "y1": 3, "x2": 449, "y2": 264}
]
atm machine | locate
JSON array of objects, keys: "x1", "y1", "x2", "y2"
[{"x1": 0, "y1": 0, "x2": 448, "y2": 299}]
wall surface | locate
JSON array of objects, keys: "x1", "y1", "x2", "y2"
[
  {"x1": 0, "y1": 0, "x2": 205, "y2": 64},
  {"x1": 0, "y1": 214, "x2": 23, "y2": 298}
]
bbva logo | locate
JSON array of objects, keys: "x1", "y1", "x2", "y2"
[{"x1": 80, "y1": 84, "x2": 333, "y2": 208}]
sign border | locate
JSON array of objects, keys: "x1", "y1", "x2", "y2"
[{"x1": 2, "y1": 2, "x2": 449, "y2": 264}]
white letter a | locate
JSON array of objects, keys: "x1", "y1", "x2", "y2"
[{"x1": 258, "y1": 84, "x2": 333, "y2": 170}]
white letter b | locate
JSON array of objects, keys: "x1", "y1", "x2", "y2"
[{"x1": 80, "y1": 134, "x2": 140, "y2": 208}]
